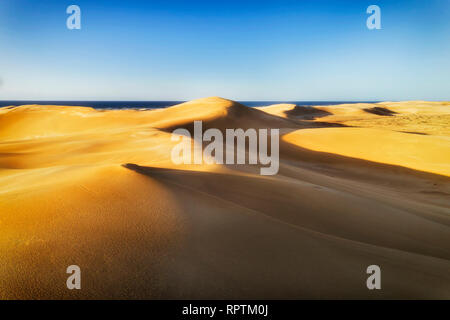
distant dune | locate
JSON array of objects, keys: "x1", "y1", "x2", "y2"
[{"x1": 0, "y1": 97, "x2": 449, "y2": 299}]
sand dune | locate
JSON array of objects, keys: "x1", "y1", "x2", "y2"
[
  {"x1": 0, "y1": 97, "x2": 449, "y2": 299},
  {"x1": 284, "y1": 128, "x2": 450, "y2": 176},
  {"x1": 257, "y1": 101, "x2": 450, "y2": 135}
]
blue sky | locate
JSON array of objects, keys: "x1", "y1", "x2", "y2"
[{"x1": 0, "y1": 0, "x2": 449, "y2": 100}]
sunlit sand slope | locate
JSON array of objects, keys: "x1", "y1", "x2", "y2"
[
  {"x1": 259, "y1": 101, "x2": 450, "y2": 176},
  {"x1": 0, "y1": 97, "x2": 449, "y2": 299},
  {"x1": 284, "y1": 128, "x2": 450, "y2": 176}
]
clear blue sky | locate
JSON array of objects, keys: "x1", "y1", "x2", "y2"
[{"x1": 0, "y1": 0, "x2": 449, "y2": 101}]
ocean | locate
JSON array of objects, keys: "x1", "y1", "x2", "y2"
[{"x1": 0, "y1": 100, "x2": 377, "y2": 109}]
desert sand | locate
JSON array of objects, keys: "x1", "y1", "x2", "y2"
[{"x1": 0, "y1": 97, "x2": 449, "y2": 299}]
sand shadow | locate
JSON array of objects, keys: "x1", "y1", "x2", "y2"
[
  {"x1": 363, "y1": 106, "x2": 397, "y2": 116},
  {"x1": 400, "y1": 131, "x2": 429, "y2": 135},
  {"x1": 282, "y1": 105, "x2": 348, "y2": 128},
  {"x1": 284, "y1": 105, "x2": 332, "y2": 120},
  {"x1": 122, "y1": 158, "x2": 450, "y2": 262}
]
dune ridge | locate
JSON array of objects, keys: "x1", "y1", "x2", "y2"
[{"x1": 0, "y1": 97, "x2": 449, "y2": 299}]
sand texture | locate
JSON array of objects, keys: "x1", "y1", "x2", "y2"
[{"x1": 0, "y1": 97, "x2": 449, "y2": 299}]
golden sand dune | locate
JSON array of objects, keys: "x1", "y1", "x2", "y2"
[
  {"x1": 257, "y1": 101, "x2": 450, "y2": 135},
  {"x1": 0, "y1": 97, "x2": 449, "y2": 299},
  {"x1": 284, "y1": 128, "x2": 450, "y2": 176}
]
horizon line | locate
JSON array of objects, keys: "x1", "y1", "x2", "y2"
[{"x1": 2, "y1": 99, "x2": 447, "y2": 102}]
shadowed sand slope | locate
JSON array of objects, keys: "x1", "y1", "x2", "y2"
[{"x1": 0, "y1": 97, "x2": 449, "y2": 299}]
